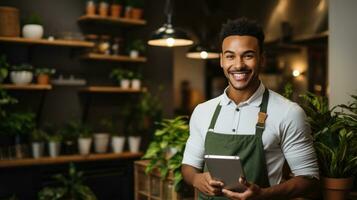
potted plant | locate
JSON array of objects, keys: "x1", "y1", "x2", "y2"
[
  {"x1": 38, "y1": 163, "x2": 97, "y2": 200},
  {"x1": 10, "y1": 64, "x2": 33, "y2": 85},
  {"x1": 86, "y1": 0, "x2": 97, "y2": 16},
  {"x1": 127, "y1": 39, "x2": 145, "y2": 58},
  {"x1": 0, "y1": 54, "x2": 10, "y2": 83},
  {"x1": 131, "y1": 71, "x2": 142, "y2": 90},
  {"x1": 35, "y1": 68, "x2": 56, "y2": 85},
  {"x1": 142, "y1": 116, "x2": 189, "y2": 191},
  {"x1": 101, "y1": 117, "x2": 125, "y2": 153},
  {"x1": 22, "y1": 13, "x2": 44, "y2": 39},
  {"x1": 127, "y1": 0, "x2": 143, "y2": 19},
  {"x1": 31, "y1": 128, "x2": 47, "y2": 158},
  {"x1": 111, "y1": 0, "x2": 123, "y2": 18},
  {"x1": 98, "y1": 0, "x2": 109, "y2": 17},
  {"x1": 110, "y1": 68, "x2": 131, "y2": 89},
  {"x1": 92, "y1": 119, "x2": 114, "y2": 154},
  {"x1": 300, "y1": 93, "x2": 357, "y2": 200},
  {"x1": 77, "y1": 124, "x2": 93, "y2": 156},
  {"x1": 127, "y1": 123, "x2": 141, "y2": 153},
  {"x1": 0, "y1": 112, "x2": 35, "y2": 159},
  {"x1": 47, "y1": 132, "x2": 62, "y2": 158}
]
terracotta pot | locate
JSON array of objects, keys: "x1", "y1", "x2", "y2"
[
  {"x1": 110, "y1": 4, "x2": 122, "y2": 18},
  {"x1": 124, "y1": 6, "x2": 132, "y2": 18},
  {"x1": 322, "y1": 177, "x2": 354, "y2": 200},
  {"x1": 131, "y1": 8, "x2": 143, "y2": 19},
  {"x1": 86, "y1": 1, "x2": 96, "y2": 16},
  {"x1": 37, "y1": 74, "x2": 50, "y2": 85},
  {"x1": 98, "y1": 2, "x2": 109, "y2": 17}
]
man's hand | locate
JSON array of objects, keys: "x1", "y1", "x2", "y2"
[
  {"x1": 222, "y1": 177, "x2": 266, "y2": 200},
  {"x1": 193, "y1": 172, "x2": 224, "y2": 196}
]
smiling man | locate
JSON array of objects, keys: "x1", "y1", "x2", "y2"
[{"x1": 181, "y1": 18, "x2": 320, "y2": 200}]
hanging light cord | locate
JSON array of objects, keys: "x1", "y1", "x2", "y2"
[{"x1": 164, "y1": 0, "x2": 173, "y2": 25}]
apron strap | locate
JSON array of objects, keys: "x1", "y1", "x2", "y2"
[
  {"x1": 256, "y1": 89, "x2": 269, "y2": 133},
  {"x1": 208, "y1": 103, "x2": 222, "y2": 130}
]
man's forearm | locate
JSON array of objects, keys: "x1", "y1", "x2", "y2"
[
  {"x1": 181, "y1": 164, "x2": 201, "y2": 185},
  {"x1": 262, "y1": 176, "x2": 320, "y2": 199}
]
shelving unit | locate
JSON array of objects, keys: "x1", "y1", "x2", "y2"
[
  {"x1": 0, "y1": 36, "x2": 94, "y2": 48},
  {"x1": 0, "y1": 84, "x2": 52, "y2": 90},
  {"x1": 0, "y1": 152, "x2": 142, "y2": 168},
  {"x1": 82, "y1": 53, "x2": 147, "y2": 62},
  {"x1": 134, "y1": 160, "x2": 195, "y2": 200},
  {"x1": 80, "y1": 86, "x2": 144, "y2": 93},
  {"x1": 78, "y1": 15, "x2": 147, "y2": 26}
]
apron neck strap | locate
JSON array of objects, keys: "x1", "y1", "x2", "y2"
[
  {"x1": 208, "y1": 103, "x2": 222, "y2": 130},
  {"x1": 256, "y1": 88, "x2": 269, "y2": 131}
]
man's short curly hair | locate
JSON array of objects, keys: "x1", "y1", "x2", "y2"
[{"x1": 219, "y1": 17, "x2": 265, "y2": 53}]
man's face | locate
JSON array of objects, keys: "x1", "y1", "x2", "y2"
[{"x1": 220, "y1": 35, "x2": 264, "y2": 91}]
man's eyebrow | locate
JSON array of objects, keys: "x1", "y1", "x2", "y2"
[
  {"x1": 223, "y1": 50, "x2": 257, "y2": 55},
  {"x1": 241, "y1": 50, "x2": 256, "y2": 55},
  {"x1": 223, "y1": 50, "x2": 235, "y2": 54}
]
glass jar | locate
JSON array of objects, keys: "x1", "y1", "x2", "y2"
[
  {"x1": 86, "y1": 0, "x2": 96, "y2": 16},
  {"x1": 111, "y1": 37, "x2": 123, "y2": 55},
  {"x1": 98, "y1": 35, "x2": 111, "y2": 54}
]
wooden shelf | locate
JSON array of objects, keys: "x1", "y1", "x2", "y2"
[
  {"x1": 0, "y1": 152, "x2": 142, "y2": 168},
  {"x1": 82, "y1": 53, "x2": 147, "y2": 62},
  {"x1": 0, "y1": 36, "x2": 95, "y2": 48},
  {"x1": 78, "y1": 15, "x2": 147, "y2": 26},
  {"x1": 80, "y1": 86, "x2": 144, "y2": 93},
  {"x1": 0, "y1": 84, "x2": 52, "y2": 90}
]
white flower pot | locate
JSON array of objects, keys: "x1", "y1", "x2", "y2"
[
  {"x1": 112, "y1": 136, "x2": 125, "y2": 153},
  {"x1": 10, "y1": 71, "x2": 33, "y2": 85},
  {"x1": 78, "y1": 137, "x2": 92, "y2": 155},
  {"x1": 94, "y1": 133, "x2": 110, "y2": 153},
  {"x1": 120, "y1": 79, "x2": 130, "y2": 89},
  {"x1": 129, "y1": 50, "x2": 139, "y2": 58},
  {"x1": 131, "y1": 79, "x2": 141, "y2": 90},
  {"x1": 22, "y1": 24, "x2": 44, "y2": 39},
  {"x1": 128, "y1": 136, "x2": 141, "y2": 153},
  {"x1": 48, "y1": 141, "x2": 61, "y2": 158},
  {"x1": 32, "y1": 142, "x2": 44, "y2": 159}
]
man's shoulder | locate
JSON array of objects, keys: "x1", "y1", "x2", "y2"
[
  {"x1": 193, "y1": 95, "x2": 222, "y2": 113},
  {"x1": 268, "y1": 89, "x2": 306, "y2": 119},
  {"x1": 268, "y1": 89, "x2": 298, "y2": 109}
]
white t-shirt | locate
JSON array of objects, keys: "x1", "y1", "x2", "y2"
[{"x1": 182, "y1": 83, "x2": 319, "y2": 186}]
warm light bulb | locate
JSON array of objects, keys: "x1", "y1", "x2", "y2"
[
  {"x1": 292, "y1": 70, "x2": 301, "y2": 77},
  {"x1": 166, "y1": 38, "x2": 175, "y2": 47},
  {"x1": 200, "y1": 51, "x2": 208, "y2": 59}
]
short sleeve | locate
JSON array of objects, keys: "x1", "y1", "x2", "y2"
[
  {"x1": 280, "y1": 103, "x2": 319, "y2": 178},
  {"x1": 182, "y1": 105, "x2": 206, "y2": 170}
]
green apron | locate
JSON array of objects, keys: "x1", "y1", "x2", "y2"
[{"x1": 199, "y1": 89, "x2": 271, "y2": 200}]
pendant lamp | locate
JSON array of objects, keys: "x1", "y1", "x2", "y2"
[
  {"x1": 147, "y1": 0, "x2": 193, "y2": 47},
  {"x1": 186, "y1": 44, "x2": 220, "y2": 59}
]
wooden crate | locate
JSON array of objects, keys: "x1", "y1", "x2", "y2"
[
  {"x1": 0, "y1": 7, "x2": 20, "y2": 37},
  {"x1": 134, "y1": 160, "x2": 196, "y2": 200}
]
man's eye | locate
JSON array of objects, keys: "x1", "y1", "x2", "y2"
[
  {"x1": 244, "y1": 54, "x2": 254, "y2": 59},
  {"x1": 225, "y1": 55, "x2": 234, "y2": 59}
]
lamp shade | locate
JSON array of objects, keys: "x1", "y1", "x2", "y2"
[
  {"x1": 186, "y1": 44, "x2": 220, "y2": 59},
  {"x1": 148, "y1": 23, "x2": 193, "y2": 47}
]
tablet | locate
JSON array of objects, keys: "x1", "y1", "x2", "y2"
[{"x1": 204, "y1": 155, "x2": 247, "y2": 192}]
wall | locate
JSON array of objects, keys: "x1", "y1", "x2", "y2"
[
  {"x1": 329, "y1": 0, "x2": 357, "y2": 107},
  {"x1": 0, "y1": 0, "x2": 174, "y2": 129},
  {"x1": 173, "y1": 46, "x2": 205, "y2": 114}
]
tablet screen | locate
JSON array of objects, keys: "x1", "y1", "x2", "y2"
[{"x1": 204, "y1": 155, "x2": 247, "y2": 192}]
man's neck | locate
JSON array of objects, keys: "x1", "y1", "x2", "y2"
[{"x1": 227, "y1": 80, "x2": 261, "y2": 105}]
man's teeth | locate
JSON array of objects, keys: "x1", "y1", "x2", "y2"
[{"x1": 231, "y1": 71, "x2": 250, "y2": 80}]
